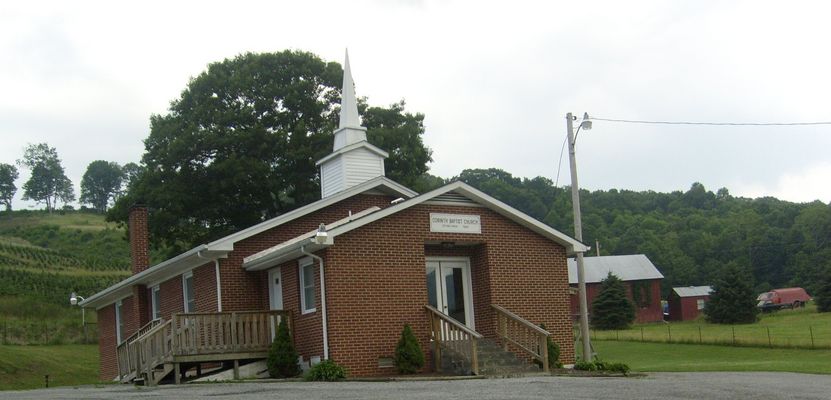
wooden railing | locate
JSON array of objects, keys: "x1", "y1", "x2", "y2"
[
  {"x1": 135, "y1": 319, "x2": 173, "y2": 383},
  {"x1": 492, "y1": 304, "x2": 551, "y2": 372},
  {"x1": 117, "y1": 318, "x2": 162, "y2": 380},
  {"x1": 117, "y1": 310, "x2": 291, "y2": 383},
  {"x1": 172, "y1": 310, "x2": 290, "y2": 356},
  {"x1": 425, "y1": 305, "x2": 483, "y2": 375}
]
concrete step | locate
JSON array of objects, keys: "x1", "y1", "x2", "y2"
[{"x1": 439, "y1": 339, "x2": 545, "y2": 377}]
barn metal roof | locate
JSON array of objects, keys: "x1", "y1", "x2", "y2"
[
  {"x1": 673, "y1": 286, "x2": 712, "y2": 297},
  {"x1": 567, "y1": 254, "x2": 664, "y2": 284}
]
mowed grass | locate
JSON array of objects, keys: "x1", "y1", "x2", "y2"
[
  {"x1": 0, "y1": 212, "x2": 116, "y2": 231},
  {"x1": 0, "y1": 345, "x2": 100, "y2": 390},
  {"x1": 592, "y1": 340, "x2": 831, "y2": 374},
  {"x1": 591, "y1": 303, "x2": 831, "y2": 349}
]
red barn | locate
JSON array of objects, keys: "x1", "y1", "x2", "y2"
[
  {"x1": 668, "y1": 286, "x2": 712, "y2": 321},
  {"x1": 79, "y1": 56, "x2": 588, "y2": 383},
  {"x1": 568, "y1": 254, "x2": 664, "y2": 324}
]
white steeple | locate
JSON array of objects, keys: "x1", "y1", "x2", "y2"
[
  {"x1": 333, "y1": 50, "x2": 368, "y2": 151},
  {"x1": 316, "y1": 51, "x2": 389, "y2": 198}
]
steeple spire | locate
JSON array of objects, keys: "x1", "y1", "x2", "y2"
[
  {"x1": 317, "y1": 51, "x2": 388, "y2": 198},
  {"x1": 333, "y1": 49, "x2": 368, "y2": 151},
  {"x1": 339, "y1": 50, "x2": 361, "y2": 129}
]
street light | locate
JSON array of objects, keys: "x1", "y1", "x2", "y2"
[
  {"x1": 566, "y1": 111, "x2": 593, "y2": 362},
  {"x1": 69, "y1": 292, "x2": 86, "y2": 328}
]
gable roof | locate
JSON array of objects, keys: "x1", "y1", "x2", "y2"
[
  {"x1": 567, "y1": 254, "x2": 663, "y2": 284},
  {"x1": 80, "y1": 176, "x2": 416, "y2": 309},
  {"x1": 673, "y1": 286, "x2": 712, "y2": 298},
  {"x1": 242, "y1": 181, "x2": 589, "y2": 271},
  {"x1": 315, "y1": 141, "x2": 389, "y2": 166}
]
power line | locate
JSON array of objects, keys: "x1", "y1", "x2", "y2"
[{"x1": 591, "y1": 117, "x2": 831, "y2": 126}]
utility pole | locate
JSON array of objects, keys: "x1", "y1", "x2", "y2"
[
  {"x1": 567, "y1": 112, "x2": 592, "y2": 362},
  {"x1": 595, "y1": 240, "x2": 601, "y2": 257}
]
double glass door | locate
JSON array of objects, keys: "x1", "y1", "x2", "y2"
[{"x1": 426, "y1": 258, "x2": 474, "y2": 330}]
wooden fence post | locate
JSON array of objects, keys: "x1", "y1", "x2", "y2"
[
  {"x1": 731, "y1": 326, "x2": 736, "y2": 346},
  {"x1": 767, "y1": 327, "x2": 771, "y2": 348},
  {"x1": 809, "y1": 326, "x2": 814, "y2": 349}
]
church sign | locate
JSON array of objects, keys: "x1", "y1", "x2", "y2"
[{"x1": 429, "y1": 213, "x2": 481, "y2": 234}]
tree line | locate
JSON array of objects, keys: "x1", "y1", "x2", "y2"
[
  {"x1": 3, "y1": 49, "x2": 828, "y2": 301},
  {"x1": 0, "y1": 144, "x2": 139, "y2": 214}
]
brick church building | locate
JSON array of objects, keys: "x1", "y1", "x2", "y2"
[{"x1": 82, "y1": 54, "x2": 588, "y2": 382}]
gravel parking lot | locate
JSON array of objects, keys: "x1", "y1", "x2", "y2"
[{"x1": 2, "y1": 372, "x2": 830, "y2": 400}]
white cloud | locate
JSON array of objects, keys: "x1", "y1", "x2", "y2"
[{"x1": 735, "y1": 162, "x2": 831, "y2": 203}]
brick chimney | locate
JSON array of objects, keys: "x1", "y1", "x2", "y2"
[{"x1": 129, "y1": 205, "x2": 150, "y2": 275}]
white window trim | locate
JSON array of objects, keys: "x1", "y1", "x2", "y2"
[
  {"x1": 182, "y1": 271, "x2": 194, "y2": 313},
  {"x1": 299, "y1": 257, "x2": 316, "y2": 314},
  {"x1": 696, "y1": 299, "x2": 706, "y2": 311},
  {"x1": 151, "y1": 285, "x2": 161, "y2": 320},
  {"x1": 115, "y1": 299, "x2": 123, "y2": 344}
]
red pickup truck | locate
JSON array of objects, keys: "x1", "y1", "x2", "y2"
[{"x1": 756, "y1": 288, "x2": 812, "y2": 311}]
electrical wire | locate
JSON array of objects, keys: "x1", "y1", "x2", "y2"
[
  {"x1": 554, "y1": 133, "x2": 568, "y2": 188},
  {"x1": 591, "y1": 117, "x2": 831, "y2": 126}
]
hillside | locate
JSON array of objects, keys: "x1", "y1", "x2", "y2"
[
  {"x1": 0, "y1": 211, "x2": 131, "y2": 344},
  {"x1": 454, "y1": 169, "x2": 831, "y2": 296}
]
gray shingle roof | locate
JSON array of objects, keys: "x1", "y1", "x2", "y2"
[{"x1": 567, "y1": 254, "x2": 664, "y2": 284}]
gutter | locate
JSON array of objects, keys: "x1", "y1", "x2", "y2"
[{"x1": 301, "y1": 245, "x2": 329, "y2": 360}]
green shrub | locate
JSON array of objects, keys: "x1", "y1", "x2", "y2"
[
  {"x1": 266, "y1": 318, "x2": 301, "y2": 378},
  {"x1": 304, "y1": 359, "x2": 347, "y2": 381},
  {"x1": 394, "y1": 324, "x2": 424, "y2": 374},
  {"x1": 533, "y1": 324, "x2": 562, "y2": 369},
  {"x1": 574, "y1": 360, "x2": 597, "y2": 371},
  {"x1": 574, "y1": 359, "x2": 630, "y2": 375}
]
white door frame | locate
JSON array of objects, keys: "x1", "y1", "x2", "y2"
[
  {"x1": 426, "y1": 256, "x2": 475, "y2": 330},
  {"x1": 268, "y1": 267, "x2": 283, "y2": 310}
]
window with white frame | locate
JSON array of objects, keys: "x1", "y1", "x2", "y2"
[
  {"x1": 115, "y1": 300, "x2": 124, "y2": 344},
  {"x1": 183, "y1": 272, "x2": 195, "y2": 313},
  {"x1": 299, "y1": 258, "x2": 316, "y2": 314},
  {"x1": 151, "y1": 285, "x2": 161, "y2": 320},
  {"x1": 696, "y1": 299, "x2": 705, "y2": 310}
]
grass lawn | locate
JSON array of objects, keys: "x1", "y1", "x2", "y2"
[
  {"x1": 592, "y1": 340, "x2": 831, "y2": 374},
  {"x1": 591, "y1": 303, "x2": 831, "y2": 349},
  {"x1": 0, "y1": 345, "x2": 101, "y2": 391}
]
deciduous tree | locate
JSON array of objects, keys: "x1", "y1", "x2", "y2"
[
  {"x1": 0, "y1": 163, "x2": 18, "y2": 212},
  {"x1": 18, "y1": 143, "x2": 75, "y2": 212},
  {"x1": 109, "y1": 51, "x2": 432, "y2": 253},
  {"x1": 80, "y1": 160, "x2": 123, "y2": 212}
]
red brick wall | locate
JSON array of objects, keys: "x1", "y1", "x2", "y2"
[
  {"x1": 159, "y1": 274, "x2": 185, "y2": 319},
  {"x1": 193, "y1": 261, "x2": 218, "y2": 312},
  {"x1": 323, "y1": 203, "x2": 574, "y2": 376},
  {"x1": 264, "y1": 258, "x2": 324, "y2": 360},
  {"x1": 98, "y1": 304, "x2": 117, "y2": 380},
  {"x1": 219, "y1": 194, "x2": 396, "y2": 313},
  {"x1": 128, "y1": 206, "x2": 149, "y2": 275}
]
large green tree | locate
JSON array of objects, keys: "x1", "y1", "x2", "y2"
[
  {"x1": 0, "y1": 163, "x2": 18, "y2": 212},
  {"x1": 704, "y1": 263, "x2": 759, "y2": 324},
  {"x1": 591, "y1": 272, "x2": 636, "y2": 330},
  {"x1": 18, "y1": 143, "x2": 75, "y2": 212},
  {"x1": 110, "y1": 51, "x2": 432, "y2": 253},
  {"x1": 80, "y1": 160, "x2": 123, "y2": 212}
]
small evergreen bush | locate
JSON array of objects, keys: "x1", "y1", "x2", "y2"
[
  {"x1": 304, "y1": 359, "x2": 347, "y2": 381},
  {"x1": 704, "y1": 263, "x2": 759, "y2": 324},
  {"x1": 394, "y1": 324, "x2": 424, "y2": 374},
  {"x1": 533, "y1": 324, "x2": 562, "y2": 369},
  {"x1": 266, "y1": 318, "x2": 301, "y2": 378},
  {"x1": 574, "y1": 360, "x2": 597, "y2": 371},
  {"x1": 591, "y1": 273, "x2": 636, "y2": 330}
]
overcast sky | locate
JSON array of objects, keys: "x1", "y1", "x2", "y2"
[{"x1": 2, "y1": 0, "x2": 830, "y2": 211}]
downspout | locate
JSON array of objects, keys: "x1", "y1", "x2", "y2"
[
  {"x1": 197, "y1": 251, "x2": 222, "y2": 312},
  {"x1": 300, "y1": 245, "x2": 329, "y2": 360}
]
